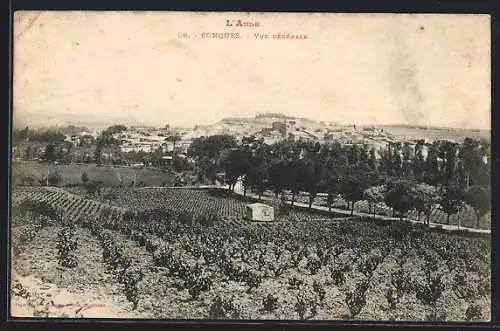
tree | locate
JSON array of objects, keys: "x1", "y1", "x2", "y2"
[
  {"x1": 302, "y1": 158, "x2": 323, "y2": 209},
  {"x1": 439, "y1": 185, "x2": 464, "y2": 226},
  {"x1": 286, "y1": 159, "x2": 308, "y2": 206},
  {"x1": 459, "y1": 138, "x2": 481, "y2": 191},
  {"x1": 47, "y1": 169, "x2": 62, "y2": 186},
  {"x1": 94, "y1": 138, "x2": 104, "y2": 164},
  {"x1": 245, "y1": 164, "x2": 268, "y2": 199},
  {"x1": 12, "y1": 126, "x2": 30, "y2": 143},
  {"x1": 319, "y1": 143, "x2": 346, "y2": 212},
  {"x1": 367, "y1": 148, "x2": 377, "y2": 171},
  {"x1": 43, "y1": 144, "x2": 58, "y2": 162},
  {"x1": 380, "y1": 144, "x2": 394, "y2": 176},
  {"x1": 359, "y1": 145, "x2": 370, "y2": 165},
  {"x1": 268, "y1": 161, "x2": 288, "y2": 199},
  {"x1": 464, "y1": 186, "x2": 490, "y2": 229},
  {"x1": 341, "y1": 175, "x2": 367, "y2": 215},
  {"x1": 363, "y1": 185, "x2": 386, "y2": 218},
  {"x1": 424, "y1": 142, "x2": 440, "y2": 185},
  {"x1": 29, "y1": 130, "x2": 66, "y2": 143},
  {"x1": 188, "y1": 135, "x2": 237, "y2": 160},
  {"x1": 401, "y1": 142, "x2": 413, "y2": 178},
  {"x1": 384, "y1": 180, "x2": 414, "y2": 220},
  {"x1": 81, "y1": 171, "x2": 89, "y2": 185},
  {"x1": 390, "y1": 142, "x2": 403, "y2": 177},
  {"x1": 324, "y1": 177, "x2": 341, "y2": 212},
  {"x1": 102, "y1": 125, "x2": 127, "y2": 136},
  {"x1": 188, "y1": 135, "x2": 238, "y2": 183},
  {"x1": 413, "y1": 140, "x2": 426, "y2": 182},
  {"x1": 409, "y1": 183, "x2": 439, "y2": 226},
  {"x1": 221, "y1": 148, "x2": 252, "y2": 192},
  {"x1": 166, "y1": 134, "x2": 182, "y2": 156},
  {"x1": 438, "y1": 140, "x2": 459, "y2": 186},
  {"x1": 24, "y1": 146, "x2": 33, "y2": 161},
  {"x1": 347, "y1": 145, "x2": 359, "y2": 165}
]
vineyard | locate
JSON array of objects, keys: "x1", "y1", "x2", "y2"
[
  {"x1": 61, "y1": 186, "x2": 350, "y2": 224},
  {"x1": 63, "y1": 185, "x2": 491, "y2": 230},
  {"x1": 10, "y1": 186, "x2": 491, "y2": 321},
  {"x1": 12, "y1": 187, "x2": 126, "y2": 224},
  {"x1": 247, "y1": 190, "x2": 491, "y2": 230}
]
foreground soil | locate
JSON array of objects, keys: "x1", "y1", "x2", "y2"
[
  {"x1": 11, "y1": 226, "x2": 139, "y2": 318},
  {"x1": 11, "y1": 224, "x2": 490, "y2": 321}
]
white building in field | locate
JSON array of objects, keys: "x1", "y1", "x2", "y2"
[{"x1": 246, "y1": 203, "x2": 274, "y2": 222}]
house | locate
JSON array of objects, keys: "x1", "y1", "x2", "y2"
[
  {"x1": 159, "y1": 155, "x2": 173, "y2": 167},
  {"x1": 131, "y1": 163, "x2": 145, "y2": 169},
  {"x1": 246, "y1": 203, "x2": 274, "y2": 222}
]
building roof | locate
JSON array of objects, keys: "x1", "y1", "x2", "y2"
[{"x1": 247, "y1": 202, "x2": 273, "y2": 209}]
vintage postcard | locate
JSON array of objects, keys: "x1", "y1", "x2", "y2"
[{"x1": 11, "y1": 11, "x2": 491, "y2": 321}]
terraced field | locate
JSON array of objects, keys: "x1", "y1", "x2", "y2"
[{"x1": 12, "y1": 187, "x2": 126, "y2": 223}]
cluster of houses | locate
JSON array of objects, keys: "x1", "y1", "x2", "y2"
[
  {"x1": 61, "y1": 126, "x2": 193, "y2": 156},
  {"x1": 15, "y1": 121, "x2": 488, "y2": 168}
]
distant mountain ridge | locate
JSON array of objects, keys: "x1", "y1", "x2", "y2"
[{"x1": 12, "y1": 110, "x2": 489, "y2": 134}]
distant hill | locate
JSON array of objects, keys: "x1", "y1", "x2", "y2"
[
  {"x1": 377, "y1": 124, "x2": 490, "y2": 142},
  {"x1": 12, "y1": 110, "x2": 490, "y2": 143},
  {"x1": 13, "y1": 111, "x2": 146, "y2": 131},
  {"x1": 255, "y1": 113, "x2": 296, "y2": 120}
]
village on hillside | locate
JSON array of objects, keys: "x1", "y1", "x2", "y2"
[{"x1": 11, "y1": 114, "x2": 489, "y2": 169}]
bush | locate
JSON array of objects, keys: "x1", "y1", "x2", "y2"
[
  {"x1": 330, "y1": 264, "x2": 350, "y2": 286},
  {"x1": 415, "y1": 273, "x2": 445, "y2": 306},
  {"x1": 153, "y1": 246, "x2": 173, "y2": 268},
  {"x1": 56, "y1": 225, "x2": 79, "y2": 268},
  {"x1": 294, "y1": 297, "x2": 307, "y2": 320},
  {"x1": 19, "y1": 173, "x2": 37, "y2": 186},
  {"x1": 177, "y1": 211, "x2": 194, "y2": 226},
  {"x1": 357, "y1": 255, "x2": 381, "y2": 279},
  {"x1": 262, "y1": 293, "x2": 279, "y2": 312},
  {"x1": 288, "y1": 277, "x2": 304, "y2": 290},
  {"x1": 313, "y1": 280, "x2": 326, "y2": 302},
  {"x1": 465, "y1": 303, "x2": 483, "y2": 321},
  {"x1": 123, "y1": 266, "x2": 144, "y2": 309},
  {"x1": 388, "y1": 220, "x2": 413, "y2": 241},
  {"x1": 208, "y1": 295, "x2": 240, "y2": 319},
  {"x1": 386, "y1": 287, "x2": 398, "y2": 310},
  {"x1": 452, "y1": 271, "x2": 476, "y2": 299},
  {"x1": 345, "y1": 280, "x2": 369, "y2": 318},
  {"x1": 243, "y1": 270, "x2": 262, "y2": 293},
  {"x1": 306, "y1": 257, "x2": 322, "y2": 275},
  {"x1": 391, "y1": 268, "x2": 412, "y2": 297},
  {"x1": 278, "y1": 203, "x2": 291, "y2": 217},
  {"x1": 48, "y1": 170, "x2": 62, "y2": 186},
  {"x1": 197, "y1": 212, "x2": 218, "y2": 227},
  {"x1": 425, "y1": 310, "x2": 447, "y2": 321}
]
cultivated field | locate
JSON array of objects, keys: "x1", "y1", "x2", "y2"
[
  {"x1": 10, "y1": 186, "x2": 491, "y2": 321},
  {"x1": 12, "y1": 161, "x2": 175, "y2": 187},
  {"x1": 63, "y1": 186, "x2": 348, "y2": 223},
  {"x1": 62, "y1": 184, "x2": 491, "y2": 231}
]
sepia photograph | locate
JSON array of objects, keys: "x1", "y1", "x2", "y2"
[{"x1": 10, "y1": 11, "x2": 491, "y2": 321}]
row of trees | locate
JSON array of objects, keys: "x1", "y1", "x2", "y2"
[
  {"x1": 12, "y1": 127, "x2": 66, "y2": 144},
  {"x1": 186, "y1": 135, "x2": 490, "y2": 228},
  {"x1": 363, "y1": 181, "x2": 490, "y2": 228}
]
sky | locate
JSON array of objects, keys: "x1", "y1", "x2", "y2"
[{"x1": 13, "y1": 12, "x2": 491, "y2": 129}]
